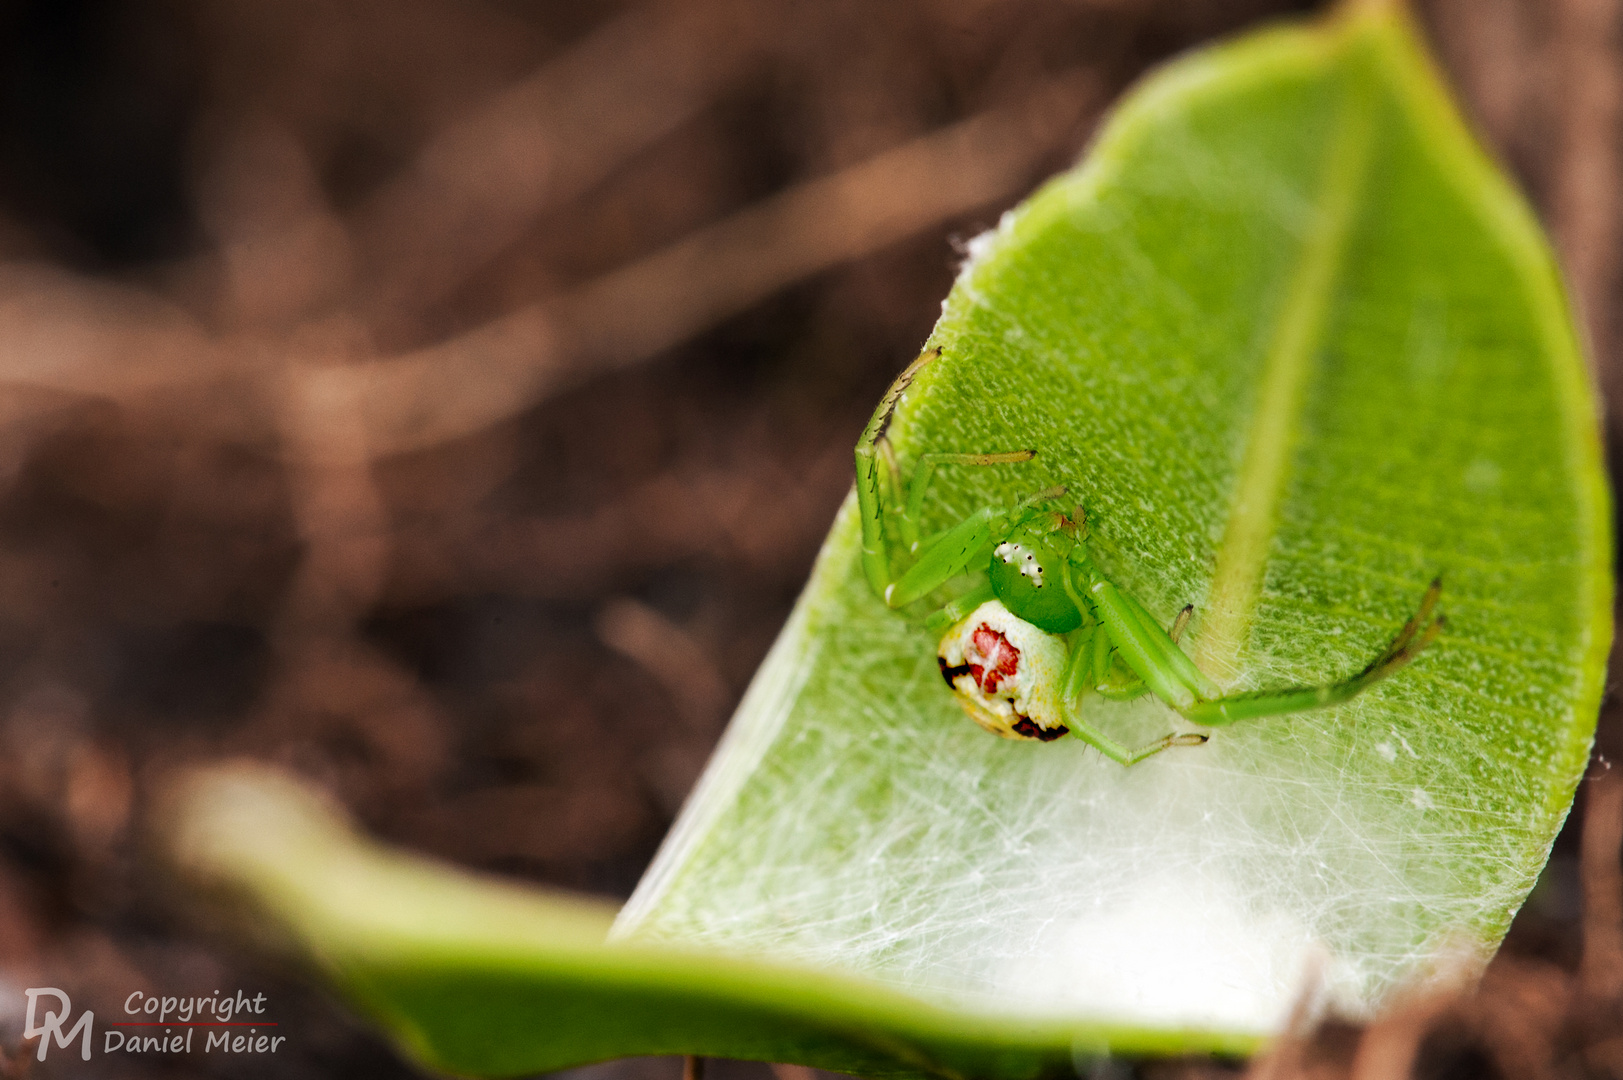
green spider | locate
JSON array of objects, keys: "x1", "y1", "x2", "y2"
[{"x1": 855, "y1": 348, "x2": 1444, "y2": 765}]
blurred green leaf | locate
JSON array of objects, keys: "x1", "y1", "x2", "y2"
[
  {"x1": 172, "y1": 768, "x2": 1250, "y2": 1079},
  {"x1": 174, "y1": 4, "x2": 1610, "y2": 1076}
]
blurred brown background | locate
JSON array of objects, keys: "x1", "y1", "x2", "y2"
[{"x1": 0, "y1": 0, "x2": 1612, "y2": 1077}]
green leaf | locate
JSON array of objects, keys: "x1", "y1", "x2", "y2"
[
  {"x1": 622, "y1": 0, "x2": 1609, "y2": 1030},
  {"x1": 171, "y1": 5, "x2": 1610, "y2": 1077}
]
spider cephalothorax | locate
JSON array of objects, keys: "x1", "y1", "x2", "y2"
[{"x1": 984, "y1": 507, "x2": 1088, "y2": 633}]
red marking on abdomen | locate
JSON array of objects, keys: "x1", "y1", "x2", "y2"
[{"x1": 967, "y1": 625, "x2": 1020, "y2": 694}]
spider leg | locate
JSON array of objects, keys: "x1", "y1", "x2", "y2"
[
  {"x1": 1170, "y1": 604, "x2": 1193, "y2": 644},
  {"x1": 1066, "y1": 720, "x2": 1208, "y2": 766},
  {"x1": 1180, "y1": 579, "x2": 1444, "y2": 726},
  {"x1": 856, "y1": 349, "x2": 937, "y2": 596},
  {"x1": 1066, "y1": 567, "x2": 1198, "y2": 709},
  {"x1": 1083, "y1": 572, "x2": 1444, "y2": 727},
  {"x1": 901, "y1": 451, "x2": 1036, "y2": 549},
  {"x1": 1094, "y1": 673, "x2": 1150, "y2": 701},
  {"x1": 924, "y1": 580, "x2": 997, "y2": 636},
  {"x1": 1092, "y1": 598, "x2": 1196, "y2": 700},
  {"x1": 1056, "y1": 563, "x2": 1204, "y2": 761},
  {"x1": 885, "y1": 509, "x2": 998, "y2": 607},
  {"x1": 883, "y1": 483, "x2": 1070, "y2": 608},
  {"x1": 1114, "y1": 587, "x2": 1222, "y2": 699},
  {"x1": 854, "y1": 348, "x2": 1035, "y2": 600}
]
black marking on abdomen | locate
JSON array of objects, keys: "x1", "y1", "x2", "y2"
[
  {"x1": 938, "y1": 657, "x2": 972, "y2": 686},
  {"x1": 1010, "y1": 716, "x2": 1069, "y2": 742}
]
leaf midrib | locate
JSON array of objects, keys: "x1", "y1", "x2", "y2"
[{"x1": 1196, "y1": 48, "x2": 1377, "y2": 684}]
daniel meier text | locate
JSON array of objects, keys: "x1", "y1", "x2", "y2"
[{"x1": 108, "y1": 990, "x2": 285, "y2": 1056}]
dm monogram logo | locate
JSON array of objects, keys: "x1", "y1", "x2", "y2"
[{"x1": 23, "y1": 988, "x2": 94, "y2": 1062}]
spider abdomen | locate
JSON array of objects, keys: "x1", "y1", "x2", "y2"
[{"x1": 937, "y1": 600, "x2": 1070, "y2": 741}]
